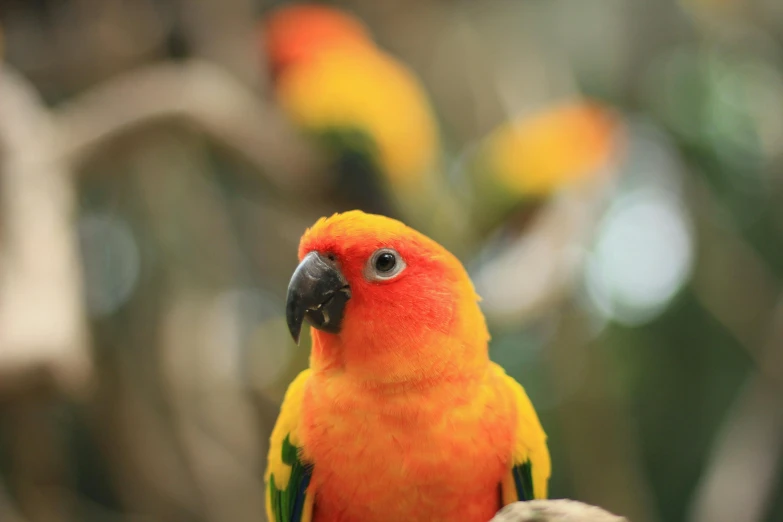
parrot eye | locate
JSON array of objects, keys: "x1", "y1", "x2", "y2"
[
  {"x1": 376, "y1": 253, "x2": 396, "y2": 272},
  {"x1": 365, "y1": 248, "x2": 406, "y2": 281}
]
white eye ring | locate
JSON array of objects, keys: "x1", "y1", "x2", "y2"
[{"x1": 364, "y1": 248, "x2": 406, "y2": 282}]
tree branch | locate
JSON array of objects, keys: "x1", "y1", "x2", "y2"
[
  {"x1": 0, "y1": 64, "x2": 91, "y2": 397},
  {"x1": 53, "y1": 59, "x2": 327, "y2": 193},
  {"x1": 492, "y1": 500, "x2": 628, "y2": 522},
  {"x1": 686, "y1": 299, "x2": 783, "y2": 522},
  {"x1": 471, "y1": 170, "x2": 614, "y2": 325},
  {"x1": 685, "y1": 176, "x2": 783, "y2": 522}
]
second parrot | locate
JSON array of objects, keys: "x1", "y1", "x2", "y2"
[{"x1": 261, "y1": 4, "x2": 443, "y2": 223}]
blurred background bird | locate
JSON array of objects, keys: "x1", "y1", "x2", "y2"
[
  {"x1": 259, "y1": 4, "x2": 456, "y2": 244},
  {"x1": 466, "y1": 99, "x2": 621, "y2": 236}
]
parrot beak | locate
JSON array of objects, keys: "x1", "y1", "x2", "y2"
[{"x1": 285, "y1": 251, "x2": 352, "y2": 345}]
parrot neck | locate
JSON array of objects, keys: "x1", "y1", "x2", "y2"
[{"x1": 308, "y1": 300, "x2": 491, "y2": 392}]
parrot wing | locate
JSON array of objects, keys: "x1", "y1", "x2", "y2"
[
  {"x1": 265, "y1": 369, "x2": 314, "y2": 522},
  {"x1": 492, "y1": 363, "x2": 552, "y2": 503}
]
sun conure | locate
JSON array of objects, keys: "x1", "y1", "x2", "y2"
[
  {"x1": 266, "y1": 210, "x2": 551, "y2": 522},
  {"x1": 260, "y1": 5, "x2": 447, "y2": 231},
  {"x1": 468, "y1": 99, "x2": 620, "y2": 234}
]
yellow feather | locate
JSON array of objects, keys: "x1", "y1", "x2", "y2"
[
  {"x1": 491, "y1": 363, "x2": 552, "y2": 500},
  {"x1": 265, "y1": 369, "x2": 312, "y2": 522},
  {"x1": 276, "y1": 45, "x2": 440, "y2": 187},
  {"x1": 500, "y1": 472, "x2": 519, "y2": 504},
  {"x1": 302, "y1": 493, "x2": 314, "y2": 522}
]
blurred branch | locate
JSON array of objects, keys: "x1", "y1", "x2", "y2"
[
  {"x1": 53, "y1": 59, "x2": 327, "y2": 193},
  {"x1": 687, "y1": 299, "x2": 783, "y2": 522},
  {"x1": 2, "y1": 397, "x2": 69, "y2": 522},
  {"x1": 544, "y1": 303, "x2": 660, "y2": 522},
  {"x1": 492, "y1": 500, "x2": 628, "y2": 522},
  {"x1": 690, "y1": 179, "x2": 781, "y2": 356},
  {"x1": 686, "y1": 176, "x2": 783, "y2": 522},
  {"x1": 77, "y1": 133, "x2": 235, "y2": 522},
  {"x1": 135, "y1": 132, "x2": 265, "y2": 522},
  {"x1": 0, "y1": 477, "x2": 29, "y2": 522},
  {"x1": 0, "y1": 64, "x2": 91, "y2": 397},
  {"x1": 176, "y1": 0, "x2": 266, "y2": 91},
  {"x1": 0, "y1": 62, "x2": 87, "y2": 522},
  {"x1": 160, "y1": 291, "x2": 267, "y2": 522},
  {"x1": 472, "y1": 171, "x2": 614, "y2": 325}
]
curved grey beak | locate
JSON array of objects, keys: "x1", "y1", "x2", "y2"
[{"x1": 285, "y1": 252, "x2": 351, "y2": 345}]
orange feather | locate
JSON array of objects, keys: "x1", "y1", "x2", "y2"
[{"x1": 262, "y1": 4, "x2": 374, "y2": 79}]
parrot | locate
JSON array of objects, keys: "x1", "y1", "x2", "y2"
[
  {"x1": 266, "y1": 210, "x2": 551, "y2": 522},
  {"x1": 467, "y1": 99, "x2": 620, "y2": 236},
  {"x1": 260, "y1": 5, "x2": 456, "y2": 242},
  {"x1": 465, "y1": 100, "x2": 623, "y2": 324}
]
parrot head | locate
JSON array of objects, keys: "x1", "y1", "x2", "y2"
[
  {"x1": 262, "y1": 4, "x2": 374, "y2": 80},
  {"x1": 285, "y1": 211, "x2": 489, "y2": 383}
]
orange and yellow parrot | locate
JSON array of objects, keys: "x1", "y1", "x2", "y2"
[
  {"x1": 469, "y1": 100, "x2": 620, "y2": 234},
  {"x1": 266, "y1": 211, "x2": 550, "y2": 522},
  {"x1": 260, "y1": 5, "x2": 444, "y2": 226}
]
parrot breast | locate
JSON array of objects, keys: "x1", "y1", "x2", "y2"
[{"x1": 299, "y1": 364, "x2": 517, "y2": 522}]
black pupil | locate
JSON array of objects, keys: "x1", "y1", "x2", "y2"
[{"x1": 375, "y1": 252, "x2": 396, "y2": 272}]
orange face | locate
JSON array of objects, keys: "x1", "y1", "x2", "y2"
[
  {"x1": 262, "y1": 4, "x2": 374, "y2": 78},
  {"x1": 286, "y1": 211, "x2": 488, "y2": 383}
]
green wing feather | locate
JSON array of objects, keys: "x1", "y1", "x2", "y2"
[
  {"x1": 265, "y1": 370, "x2": 314, "y2": 522},
  {"x1": 511, "y1": 460, "x2": 535, "y2": 501},
  {"x1": 493, "y1": 362, "x2": 551, "y2": 504},
  {"x1": 268, "y1": 435, "x2": 312, "y2": 522}
]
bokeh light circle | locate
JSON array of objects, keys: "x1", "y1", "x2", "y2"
[{"x1": 585, "y1": 189, "x2": 694, "y2": 326}]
